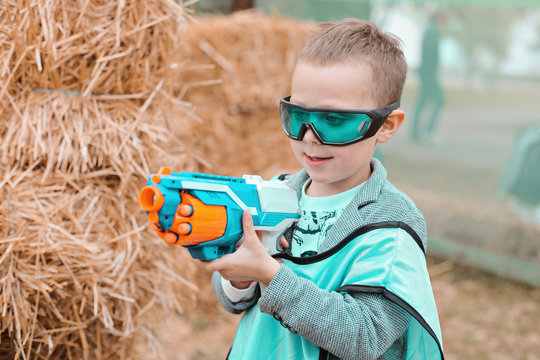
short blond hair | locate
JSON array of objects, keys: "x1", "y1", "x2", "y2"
[{"x1": 300, "y1": 18, "x2": 407, "y2": 107}]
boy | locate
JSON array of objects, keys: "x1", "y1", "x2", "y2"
[{"x1": 202, "y1": 18, "x2": 444, "y2": 359}]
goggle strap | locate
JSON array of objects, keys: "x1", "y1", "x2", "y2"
[
  {"x1": 363, "y1": 117, "x2": 387, "y2": 139},
  {"x1": 379, "y1": 100, "x2": 401, "y2": 115},
  {"x1": 362, "y1": 100, "x2": 400, "y2": 139}
]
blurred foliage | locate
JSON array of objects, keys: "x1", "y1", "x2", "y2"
[
  {"x1": 189, "y1": 0, "x2": 235, "y2": 14},
  {"x1": 441, "y1": 6, "x2": 523, "y2": 78}
]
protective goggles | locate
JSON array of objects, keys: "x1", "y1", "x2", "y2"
[{"x1": 280, "y1": 96, "x2": 400, "y2": 146}]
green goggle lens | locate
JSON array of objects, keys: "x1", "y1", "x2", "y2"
[
  {"x1": 279, "y1": 96, "x2": 399, "y2": 146},
  {"x1": 285, "y1": 107, "x2": 371, "y2": 143}
]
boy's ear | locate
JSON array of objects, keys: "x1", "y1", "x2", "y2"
[{"x1": 376, "y1": 109, "x2": 405, "y2": 143}]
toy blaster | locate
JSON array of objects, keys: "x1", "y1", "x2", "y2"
[{"x1": 139, "y1": 167, "x2": 300, "y2": 260}]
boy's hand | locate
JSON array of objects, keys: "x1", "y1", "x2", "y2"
[{"x1": 200, "y1": 209, "x2": 282, "y2": 287}]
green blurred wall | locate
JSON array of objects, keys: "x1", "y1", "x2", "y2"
[{"x1": 256, "y1": 0, "x2": 373, "y2": 21}]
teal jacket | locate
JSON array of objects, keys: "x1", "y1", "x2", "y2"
[{"x1": 212, "y1": 159, "x2": 444, "y2": 359}]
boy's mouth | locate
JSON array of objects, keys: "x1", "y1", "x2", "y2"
[{"x1": 305, "y1": 154, "x2": 333, "y2": 167}]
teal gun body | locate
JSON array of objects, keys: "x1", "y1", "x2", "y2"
[{"x1": 139, "y1": 168, "x2": 300, "y2": 260}]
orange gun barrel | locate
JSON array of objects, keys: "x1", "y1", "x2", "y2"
[
  {"x1": 139, "y1": 185, "x2": 165, "y2": 212},
  {"x1": 140, "y1": 187, "x2": 228, "y2": 247}
]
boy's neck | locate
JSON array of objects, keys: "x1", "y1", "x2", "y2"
[{"x1": 305, "y1": 167, "x2": 372, "y2": 197}]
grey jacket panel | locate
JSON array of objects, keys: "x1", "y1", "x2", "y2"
[{"x1": 258, "y1": 265, "x2": 411, "y2": 360}]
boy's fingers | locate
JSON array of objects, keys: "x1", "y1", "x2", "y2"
[
  {"x1": 201, "y1": 259, "x2": 218, "y2": 272},
  {"x1": 199, "y1": 254, "x2": 229, "y2": 273},
  {"x1": 280, "y1": 236, "x2": 289, "y2": 248},
  {"x1": 198, "y1": 259, "x2": 214, "y2": 272}
]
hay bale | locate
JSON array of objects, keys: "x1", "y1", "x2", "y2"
[
  {"x1": 174, "y1": 11, "x2": 315, "y2": 174},
  {"x1": 0, "y1": 1, "x2": 216, "y2": 359},
  {"x1": 0, "y1": 0, "x2": 202, "y2": 176},
  {"x1": 177, "y1": 11, "x2": 315, "y2": 114},
  {"x1": 1, "y1": 6, "x2": 316, "y2": 358},
  {"x1": 0, "y1": 169, "x2": 207, "y2": 359}
]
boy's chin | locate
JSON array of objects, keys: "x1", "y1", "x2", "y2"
[
  {"x1": 306, "y1": 166, "x2": 371, "y2": 192},
  {"x1": 305, "y1": 170, "x2": 337, "y2": 185}
]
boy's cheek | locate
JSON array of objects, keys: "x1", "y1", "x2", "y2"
[{"x1": 288, "y1": 141, "x2": 305, "y2": 163}]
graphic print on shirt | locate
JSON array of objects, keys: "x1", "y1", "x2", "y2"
[{"x1": 292, "y1": 209, "x2": 342, "y2": 257}]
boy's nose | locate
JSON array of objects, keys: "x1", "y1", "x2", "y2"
[{"x1": 302, "y1": 128, "x2": 321, "y2": 145}]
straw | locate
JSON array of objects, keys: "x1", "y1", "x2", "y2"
[
  {"x1": 1, "y1": 5, "x2": 317, "y2": 358},
  {"x1": 0, "y1": 169, "x2": 208, "y2": 359},
  {"x1": 0, "y1": 0, "x2": 214, "y2": 358}
]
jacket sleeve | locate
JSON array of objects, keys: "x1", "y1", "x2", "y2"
[
  {"x1": 257, "y1": 265, "x2": 411, "y2": 360},
  {"x1": 211, "y1": 271, "x2": 261, "y2": 314}
]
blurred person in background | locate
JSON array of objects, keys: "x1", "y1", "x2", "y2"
[
  {"x1": 411, "y1": 11, "x2": 445, "y2": 143},
  {"x1": 500, "y1": 125, "x2": 540, "y2": 223}
]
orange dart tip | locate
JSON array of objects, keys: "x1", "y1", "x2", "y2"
[
  {"x1": 178, "y1": 204, "x2": 193, "y2": 217},
  {"x1": 177, "y1": 223, "x2": 192, "y2": 235},
  {"x1": 164, "y1": 232, "x2": 178, "y2": 245}
]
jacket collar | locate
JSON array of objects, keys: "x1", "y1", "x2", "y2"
[
  {"x1": 288, "y1": 159, "x2": 388, "y2": 252},
  {"x1": 289, "y1": 158, "x2": 386, "y2": 208}
]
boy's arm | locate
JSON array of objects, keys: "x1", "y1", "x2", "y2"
[
  {"x1": 258, "y1": 265, "x2": 411, "y2": 360},
  {"x1": 205, "y1": 210, "x2": 284, "y2": 314},
  {"x1": 211, "y1": 271, "x2": 260, "y2": 314}
]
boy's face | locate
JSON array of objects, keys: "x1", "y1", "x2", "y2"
[{"x1": 288, "y1": 60, "x2": 394, "y2": 197}]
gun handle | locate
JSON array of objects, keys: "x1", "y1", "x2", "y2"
[
  {"x1": 260, "y1": 231, "x2": 285, "y2": 256},
  {"x1": 185, "y1": 238, "x2": 240, "y2": 260}
]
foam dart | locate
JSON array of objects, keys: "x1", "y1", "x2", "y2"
[
  {"x1": 178, "y1": 204, "x2": 193, "y2": 217},
  {"x1": 163, "y1": 232, "x2": 179, "y2": 245},
  {"x1": 176, "y1": 223, "x2": 192, "y2": 235},
  {"x1": 159, "y1": 224, "x2": 192, "y2": 245},
  {"x1": 157, "y1": 166, "x2": 171, "y2": 175}
]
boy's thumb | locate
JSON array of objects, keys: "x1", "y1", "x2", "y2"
[
  {"x1": 242, "y1": 209, "x2": 262, "y2": 242},
  {"x1": 242, "y1": 209, "x2": 255, "y2": 234}
]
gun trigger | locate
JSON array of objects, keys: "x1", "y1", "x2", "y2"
[{"x1": 164, "y1": 232, "x2": 179, "y2": 245}]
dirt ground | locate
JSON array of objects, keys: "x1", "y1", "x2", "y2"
[{"x1": 138, "y1": 255, "x2": 540, "y2": 360}]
